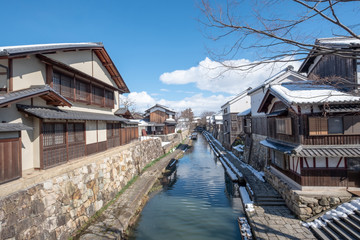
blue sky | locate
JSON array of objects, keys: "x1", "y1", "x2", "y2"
[{"x1": 1, "y1": 1, "x2": 359, "y2": 114}]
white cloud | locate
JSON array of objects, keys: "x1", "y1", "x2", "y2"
[
  {"x1": 121, "y1": 91, "x2": 232, "y2": 115},
  {"x1": 159, "y1": 57, "x2": 302, "y2": 94},
  {"x1": 160, "y1": 88, "x2": 169, "y2": 92}
]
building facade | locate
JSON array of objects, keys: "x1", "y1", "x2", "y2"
[
  {"x1": 0, "y1": 43, "x2": 138, "y2": 184},
  {"x1": 144, "y1": 104, "x2": 176, "y2": 135}
]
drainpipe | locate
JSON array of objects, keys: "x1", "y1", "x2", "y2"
[{"x1": 0, "y1": 63, "x2": 9, "y2": 93}]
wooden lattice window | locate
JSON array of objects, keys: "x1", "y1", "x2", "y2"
[
  {"x1": 76, "y1": 80, "x2": 89, "y2": 102},
  {"x1": 276, "y1": 118, "x2": 292, "y2": 135},
  {"x1": 52, "y1": 72, "x2": 74, "y2": 100},
  {"x1": 92, "y1": 85, "x2": 104, "y2": 105},
  {"x1": 105, "y1": 90, "x2": 114, "y2": 108},
  {"x1": 308, "y1": 117, "x2": 328, "y2": 135}
]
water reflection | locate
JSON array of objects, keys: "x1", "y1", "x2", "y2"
[{"x1": 129, "y1": 135, "x2": 244, "y2": 240}]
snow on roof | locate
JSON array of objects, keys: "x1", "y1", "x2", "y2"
[
  {"x1": 270, "y1": 82, "x2": 360, "y2": 105},
  {"x1": 316, "y1": 36, "x2": 360, "y2": 47},
  {"x1": 237, "y1": 108, "x2": 251, "y2": 117},
  {"x1": 0, "y1": 42, "x2": 102, "y2": 56}
]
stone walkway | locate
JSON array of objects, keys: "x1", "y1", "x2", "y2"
[
  {"x1": 206, "y1": 132, "x2": 316, "y2": 240},
  {"x1": 78, "y1": 142, "x2": 189, "y2": 240}
]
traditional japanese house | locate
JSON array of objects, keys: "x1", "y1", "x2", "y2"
[
  {"x1": 298, "y1": 36, "x2": 360, "y2": 87},
  {"x1": 221, "y1": 88, "x2": 251, "y2": 150},
  {"x1": 259, "y1": 81, "x2": 360, "y2": 190},
  {"x1": 143, "y1": 104, "x2": 176, "y2": 135},
  {"x1": 210, "y1": 111, "x2": 223, "y2": 142},
  {"x1": 0, "y1": 43, "x2": 138, "y2": 184},
  {"x1": 244, "y1": 67, "x2": 307, "y2": 169}
]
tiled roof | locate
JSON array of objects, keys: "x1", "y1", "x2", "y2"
[
  {"x1": 260, "y1": 140, "x2": 295, "y2": 154},
  {"x1": 17, "y1": 104, "x2": 132, "y2": 123},
  {"x1": 0, "y1": 43, "x2": 102, "y2": 56},
  {"x1": 0, "y1": 123, "x2": 32, "y2": 132},
  {"x1": 261, "y1": 139, "x2": 360, "y2": 157},
  {"x1": 145, "y1": 104, "x2": 175, "y2": 113},
  {"x1": 270, "y1": 82, "x2": 360, "y2": 105},
  {"x1": 0, "y1": 85, "x2": 72, "y2": 107},
  {"x1": 296, "y1": 145, "x2": 360, "y2": 157},
  {"x1": 114, "y1": 108, "x2": 128, "y2": 115}
]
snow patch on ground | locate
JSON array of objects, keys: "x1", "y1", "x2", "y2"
[
  {"x1": 239, "y1": 186, "x2": 254, "y2": 212},
  {"x1": 161, "y1": 141, "x2": 171, "y2": 147},
  {"x1": 302, "y1": 198, "x2": 360, "y2": 229}
]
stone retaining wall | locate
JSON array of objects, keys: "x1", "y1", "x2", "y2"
[
  {"x1": 245, "y1": 134, "x2": 267, "y2": 171},
  {"x1": 265, "y1": 168, "x2": 352, "y2": 220},
  {"x1": 0, "y1": 138, "x2": 164, "y2": 240}
]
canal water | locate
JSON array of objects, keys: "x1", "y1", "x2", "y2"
[{"x1": 128, "y1": 134, "x2": 244, "y2": 240}]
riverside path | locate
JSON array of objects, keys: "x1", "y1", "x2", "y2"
[{"x1": 204, "y1": 131, "x2": 316, "y2": 240}]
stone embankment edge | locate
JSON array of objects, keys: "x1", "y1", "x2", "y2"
[{"x1": 74, "y1": 137, "x2": 190, "y2": 240}]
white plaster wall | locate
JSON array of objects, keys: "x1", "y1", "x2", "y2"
[
  {"x1": 45, "y1": 51, "x2": 92, "y2": 76},
  {"x1": 328, "y1": 157, "x2": 343, "y2": 168},
  {"x1": 316, "y1": 157, "x2": 327, "y2": 168},
  {"x1": 250, "y1": 90, "x2": 267, "y2": 116},
  {"x1": 13, "y1": 56, "x2": 46, "y2": 91},
  {"x1": 86, "y1": 121, "x2": 97, "y2": 144},
  {"x1": 0, "y1": 59, "x2": 8, "y2": 89},
  {"x1": 97, "y1": 121, "x2": 107, "y2": 142},
  {"x1": 46, "y1": 50, "x2": 118, "y2": 88},
  {"x1": 229, "y1": 95, "x2": 251, "y2": 113},
  {"x1": 92, "y1": 53, "x2": 117, "y2": 86}
]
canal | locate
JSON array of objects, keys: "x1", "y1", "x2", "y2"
[{"x1": 128, "y1": 134, "x2": 244, "y2": 240}]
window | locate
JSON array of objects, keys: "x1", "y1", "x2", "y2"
[
  {"x1": 76, "y1": 80, "x2": 89, "y2": 102},
  {"x1": 52, "y1": 72, "x2": 74, "y2": 100},
  {"x1": 308, "y1": 117, "x2": 328, "y2": 135},
  {"x1": 42, "y1": 123, "x2": 66, "y2": 147},
  {"x1": 68, "y1": 123, "x2": 85, "y2": 143},
  {"x1": 53, "y1": 71, "x2": 114, "y2": 108},
  {"x1": 276, "y1": 118, "x2": 292, "y2": 135},
  {"x1": 92, "y1": 85, "x2": 104, "y2": 105},
  {"x1": 105, "y1": 90, "x2": 114, "y2": 108},
  {"x1": 328, "y1": 117, "x2": 343, "y2": 134},
  {"x1": 272, "y1": 150, "x2": 289, "y2": 170},
  {"x1": 344, "y1": 116, "x2": 360, "y2": 134}
]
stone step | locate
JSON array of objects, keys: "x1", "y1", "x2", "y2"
[
  {"x1": 334, "y1": 219, "x2": 360, "y2": 239},
  {"x1": 255, "y1": 198, "x2": 285, "y2": 202},
  {"x1": 256, "y1": 195, "x2": 282, "y2": 198},
  {"x1": 256, "y1": 201, "x2": 286, "y2": 206},
  {"x1": 327, "y1": 221, "x2": 354, "y2": 240},
  {"x1": 320, "y1": 225, "x2": 342, "y2": 240},
  {"x1": 343, "y1": 217, "x2": 360, "y2": 233},
  {"x1": 311, "y1": 226, "x2": 332, "y2": 240}
]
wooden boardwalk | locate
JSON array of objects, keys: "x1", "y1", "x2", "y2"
[{"x1": 204, "y1": 132, "x2": 316, "y2": 240}]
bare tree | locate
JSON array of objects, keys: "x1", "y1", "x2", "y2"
[
  {"x1": 119, "y1": 95, "x2": 137, "y2": 113},
  {"x1": 199, "y1": 111, "x2": 215, "y2": 126},
  {"x1": 200, "y1": 0, "x2": 360, "y2": 71}
]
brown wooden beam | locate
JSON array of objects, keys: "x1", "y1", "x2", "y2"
[{"x1": 8, "y1": 59, "x2": 13, "y2": 92}]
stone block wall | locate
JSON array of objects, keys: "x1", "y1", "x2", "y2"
[
  {"x1": 265, "y1": 169, "x2": 352, "y2": 220},
  {"x1": 246, "y1": 134, "x2": 267, "y2": 171},
  {"x1": 0, "y1": 138, "x2": 163, "y2": 240}
]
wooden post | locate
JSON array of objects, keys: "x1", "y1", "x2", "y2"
[{"x1": 8, "y1": 58, "x2": 13, "y2": 92}]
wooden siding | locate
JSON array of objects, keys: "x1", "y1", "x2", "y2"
[
  {"x1": 268, "y1": 115, "x2": 299, "y2": 144},
  {"x1": 309, "y1": 55, "x2": 356, "y2": 85},
  {"x1": 301, "y1": 115, "x2": 360, "y2": 145},
  {"x1": 252, "y1": 116, "x2": 267, "y2": 135},
  {"x1": 149, "y1": 110, "x2": 168, "y2": 123},
  {"x1": 301, "y1": 168, "x2": 348, "y2": 187},
  {"x1": 86, "y1": 142, "x2": 98, "y2": 156},
  {"x1": 0, "y1": 138, "x2": 21, "y2": 184}
]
